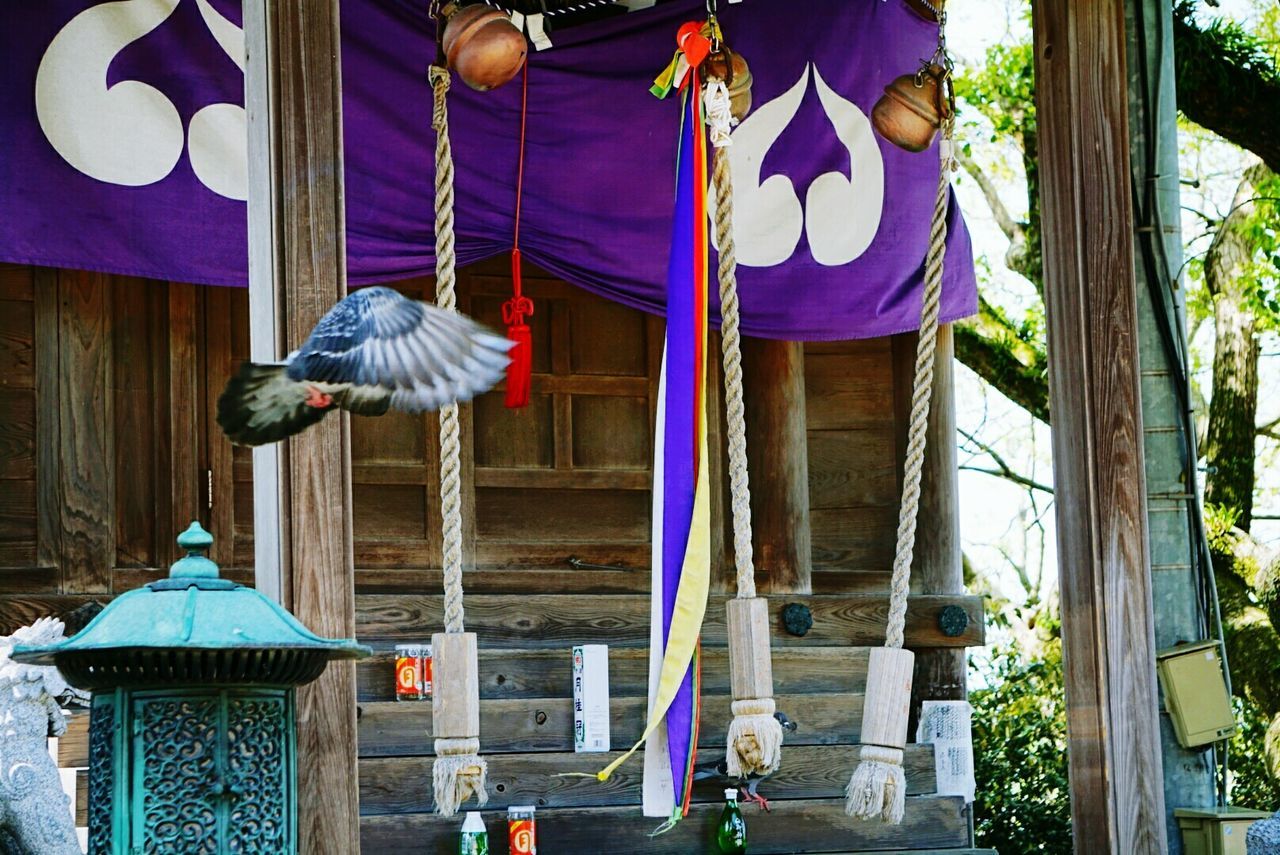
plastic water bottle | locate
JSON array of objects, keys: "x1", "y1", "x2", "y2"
[
  {"x1": 716, "y1": 788, "x2": 748, "y2": 854},
  {"x1": 459, "y1": 812, "x2": 488, "y2": 855}
]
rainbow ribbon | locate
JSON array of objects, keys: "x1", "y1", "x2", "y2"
[{"x1": 598, "y1": 80, "x2": 711, "y2": 830}]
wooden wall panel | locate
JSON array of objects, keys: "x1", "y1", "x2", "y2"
[
  {"x1": 111, "y1": 278, "x2": 158, "y2": 568},
  {"x1": 0, "y1": 266, "x2": 38, "y2": 569},
  {"x1": 56, "y1": 269, "x2": 114, "y2": 593},
  {"x1": 804, "y1": 338, "x2": 900, "y2": 591},
  {"x1": 1, "y1": 263, "x2": 921, "y2": 610}
]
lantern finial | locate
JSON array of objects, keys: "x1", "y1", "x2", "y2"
[{"x1": 171, "y1": 521, "x2": 218, "y2": 579}]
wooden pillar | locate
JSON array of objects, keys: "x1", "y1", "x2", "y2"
[
  {"x1": 244, "y1": 2, "x2": 359, "y2": 853},
  {"x1": 741, "y1": 337, "x2": 812, "y2": 593},
  {"x1": 893, "y1": 327, "x2": 966, "y2": 732},
  {"x1": 1033, "y1": 2, "x2": 1168, "y2": 851}
]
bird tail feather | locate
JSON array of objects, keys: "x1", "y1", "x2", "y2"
[{"x1": 217, "y1": 362, "x2": 331, "y2": 446}]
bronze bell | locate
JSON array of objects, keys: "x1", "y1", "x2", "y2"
[
  {"x1": 441, "y1": 3, "x2": 527, "y2": 91},
  {"x1": 871, "y1": 64, "x2": 951, "y2": 153},
  {"x1": 703, "y1": 47, "x2": 753, "y2": 122}
]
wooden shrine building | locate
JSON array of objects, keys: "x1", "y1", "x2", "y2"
[{"x1": 0, "y1": 0, "x2": 1190, "y2": 853}]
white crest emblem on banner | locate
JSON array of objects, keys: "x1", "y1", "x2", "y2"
[
  {"x1": 714, "y1": 63, "x2": 885, "y2": 268},
  {"x1": 35, "y1": 0, "x2": 248, "y2": 200}
]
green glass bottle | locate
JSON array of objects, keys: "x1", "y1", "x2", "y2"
[
  {"x1": 459, "y1": 812, "x2": 489, "y2": 855},
  {"x1": 715, "y1": 788, "x2": 748, "y2": 854}
]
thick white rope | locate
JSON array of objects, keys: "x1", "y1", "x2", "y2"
[
  {"x1": 883, "y1": 128, "x2": 954, "y2": 650},
  {"x1": 706, "y1": 83, "x2": 755, "y2": 601},
  {"x1": 708, "y1": 78, "x2": 785, "y2": 779},
  {"x1": 431, "y1": 66, "x2": 466, "y2": 636}
]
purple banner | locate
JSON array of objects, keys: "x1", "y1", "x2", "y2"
[{"x1": 1, "y1": 0, "x2": 976, "y2": 340}]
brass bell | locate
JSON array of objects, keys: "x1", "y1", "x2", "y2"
[
  {"x1": 703, "y1": 47, "x2": 753, "y2": 122},
  {"x1": 441, "y1": 3, "x2": 527, "y2": 92},
  {"x1": 871, "y1": 64, "x2": 951, "y2": 153}
]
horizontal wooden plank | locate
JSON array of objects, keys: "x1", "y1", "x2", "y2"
[
  {"x1": 59, "y1": 713, "x2": 89, "y2": 767},
  {"x1": 803, "y1": 349, "x2": 896, "y2": 432},
  {"x1": 0, "y1": 594, "x2": 109, "y2": 635},
  {"x1": 359, "y1": 796, "x2": 971, "y2": 854},
  {"x1": 357, "y1": 646, "x2": 871, "y2": 703},
  {"x1": 807, "y1": 430, "x2": 898, "y2": 510},
  {"x1": 355, "y1": 692, "x2": 862, "y2": 759},
  {"x1": 353, "y1": 548, "x2": 652, "y2": 581},
  {"x1": 0, "y1": 266, "x2": 35, "y2": 302},
  {"x1": 354, "y1": 593, "x2": 985, "y2": 648},
  {"x1": 358, "y1": 743, "x2": 937, "y2": 815},
  {"x1": 0, "y1": 299, "x2": 34, "y2": 388},
  {"x1": 810, "y1": 508, "x2": 897, "y2": 570},
  {"x1": 0, "y1": 566, "x2": 58, "y2": 594},
  {"x1": 475, "y1": 489, "x2": 649, "y2": 543},
  {"x1": 476, "y1": 467, "x2": 651, "y2": 491},
  {"x1": 263, "y1": 460, "x2": 650, "y2": 494}
]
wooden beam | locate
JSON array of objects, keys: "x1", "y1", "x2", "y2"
[
  {"x1": 1033, "y1": 1, "x2": 1168, "y2": 851},
  {"x1": 243, "y1": 1, "x2": 358, "y2": 852},
  {"x1": 741, "y1": 337, "x2": 812, "y2": 593},
  {"x1": 56, "y1": 270, "x2": 113, "y2": 593},
  {"x1": 353, "y1": 592, "x2": 986, "y2": 649},
  {"x1": 166, "y1": 282, "x2": 201, "y2": 563},
  {"x1": 33, "y1": 268, "x2": 61, "y2": 573},
  {"x1": 360, "y1": 797, "x2": 971, "y2": 854}
]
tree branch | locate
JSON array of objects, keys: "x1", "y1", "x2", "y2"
[
  {"x1": 958, "y1": 427, "x2": 1055, "y2": 494},
  {"x1": 1174, "y1": 8, "x2": 1280, "y2": 174},
  {"x1": 954, "y1": 302, "x2": 1051, "y2": 424},
  {"x1": 957, "y1": 150, "x2": 1024, "y2": 243}
]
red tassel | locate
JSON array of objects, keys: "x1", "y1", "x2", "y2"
[
  {"x1": 504, "y1": 322, "x2": 532, "y2": 409},
  {"x1": 503, "y1": 248, "x2": 534, "y2": 409}
]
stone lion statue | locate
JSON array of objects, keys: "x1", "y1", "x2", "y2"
[{"x1": 0, "y1": 617, "x2": 87, "y2": 855}]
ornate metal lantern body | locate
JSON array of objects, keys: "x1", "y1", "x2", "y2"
[{"x1": 12, "y1": 522, "x2": 369, "y2": 855}]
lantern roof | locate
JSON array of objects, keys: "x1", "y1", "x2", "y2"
[{"x1": 11, "y1": 522, "x2": 369, "y2": 686}]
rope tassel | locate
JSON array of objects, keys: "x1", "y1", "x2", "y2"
[
  {"x1": 845, "y1": 647, "x2": 914, "y2": 822},
  {"x1": 707, "y1": 78, "x2": 784, "y2": 781},
  {"x1": 433, "y1": 737, "x2": 489, "y2": 818},
  {"x1": 725, "y1": 697, "x2": 783, "y2": 778}
]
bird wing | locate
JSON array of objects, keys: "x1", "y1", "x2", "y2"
[{"x1": 286, "y1": 286, "x2": 512, "y2": 414}]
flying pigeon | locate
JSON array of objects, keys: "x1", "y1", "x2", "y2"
[
  {"x1": 692, "y1": 711, "x2": 798, "y2": 811},
  {"x1": 217, "y1": 286, "x2": 513, "y2": 446}
]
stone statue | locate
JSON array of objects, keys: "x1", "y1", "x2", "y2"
[
  {"x1": 1250, "y1": 812, "x2": 1280, "y2": 854},
  {"x1": 0, "y1": 617, "x2": 87, "y2": 855}
]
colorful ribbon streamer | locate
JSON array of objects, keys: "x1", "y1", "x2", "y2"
[{"x1": 598, "y1": 67, "x2": 711, "y2": 830}]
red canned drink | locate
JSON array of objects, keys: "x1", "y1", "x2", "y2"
[
  {"x1": 508, "y1": 806, "x2": 536, "y2": 854},
  {"x1": 395, "y1": 644, "x2": 427, "y2": 701}
]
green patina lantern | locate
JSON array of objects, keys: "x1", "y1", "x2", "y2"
[{"x1": 12, "y1": 522, "x2": 369, "y2": 855}]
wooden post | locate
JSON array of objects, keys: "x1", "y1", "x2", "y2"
[
  {"x1": 243, "y1": 2, "x2": 359, "y2": 852},
  {"x1": 431, "y1": 632, "x2": 481, "y2": 741},
  {"x1": 1033, "y1": 2, "x2": 1168, "y2": 851},
  {"x1": 726, "y1": 597, "x2": 774, "y2": 701},
  {"x1": 741, "y1": 337, "x2": 812, "y2": 593}
]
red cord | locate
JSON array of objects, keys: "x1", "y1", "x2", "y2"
[
  {"x1": 504, "y1": 61, "x2": 534, "y2": 409},
  {"x1": 513, "y1": 61, "x2": 528, "y2": 260}
]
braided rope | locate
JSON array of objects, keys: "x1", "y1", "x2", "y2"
[
  {"x1": 431, "y1": 66, "x2": 466, "y2": 635},
  {"x1": 884, "y1": 127, "x2": 954, "y2": 650},
  {"x1": 711, "y1": 144, "x2": 756, "y2": 601}
]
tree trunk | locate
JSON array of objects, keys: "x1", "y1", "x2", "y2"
[{"x1": 1202, "y1": 164, "x2": 1269, "y2": 531}]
